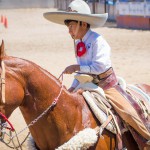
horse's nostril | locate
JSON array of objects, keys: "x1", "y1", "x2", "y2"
[{"x1": 0, "y1": 106, "x2": 4, "y2": 113}]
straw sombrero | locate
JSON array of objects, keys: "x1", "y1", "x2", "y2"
[{"x1": 43, "y1": 0, "x2": 108, "y2": 28}]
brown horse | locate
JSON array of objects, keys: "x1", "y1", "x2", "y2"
[{"x1": 0, "y1": 40, "x2": 149, "y2": 150}]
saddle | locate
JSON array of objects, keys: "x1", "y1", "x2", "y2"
[{"x1": 74, "y1": 74, "x2": 150, "y2": 150}]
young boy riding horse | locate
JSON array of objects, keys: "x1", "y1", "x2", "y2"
[{"x1": 44, "y1": 0, "x2": 150, "y2": 149}]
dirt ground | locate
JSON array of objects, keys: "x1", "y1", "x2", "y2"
[{"x1": 0, "y1": 8, "x2": 150, "y2": 149}]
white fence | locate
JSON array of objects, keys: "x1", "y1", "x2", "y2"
[{"x1": 116, "y1": 2, "x2": 150, "y2": 17}]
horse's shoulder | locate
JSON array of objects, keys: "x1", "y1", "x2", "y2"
[
  {"x1": 69, "y1": 91, "x2": 88, "y2": 108},
  {"x1": 3, "y1": 57, "x2": 28, "y2": 68}
]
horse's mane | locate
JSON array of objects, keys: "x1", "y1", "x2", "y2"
[
  {"x1": 23, "y1": 58, "x2": 64, "y2": 87},
  {"x1": 0, "y1": 40, "x2": 64, "y2": 89}
]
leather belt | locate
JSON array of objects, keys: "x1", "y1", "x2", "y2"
[{"x1": 98, "y1": 67, "x2": 113, "y2": 80}]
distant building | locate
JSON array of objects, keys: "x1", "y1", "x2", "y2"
[
  {"x1": 1, "y1": 0, "x2": 149, "y2": 29},
  {"x1": 0, "y1": 0, "x2": 55, "y2": 9}
]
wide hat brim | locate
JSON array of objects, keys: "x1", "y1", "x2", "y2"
[{"x1": 43, "y1": 11, "x2": 108, "y2": 28}]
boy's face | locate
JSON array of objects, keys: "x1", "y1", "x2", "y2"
[{"x1": 67, "y1": 21, "x2": 87, "y2": 39}]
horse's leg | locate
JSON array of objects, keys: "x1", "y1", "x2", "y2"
[
  {"x1": 35, "y1": 142, "x2": 40, "y2": 150},
  {"x1": 95, "y1": 130, "x2": 116, "y2": 150},
  {"x1": 122, "y1": 131, "x2": 139, "y2": 150},
  {"x1": 86, "y1": 129, "x2": 116, "y2": 150}
]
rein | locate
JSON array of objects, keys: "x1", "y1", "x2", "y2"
[
  {"x1": 0, "y1": 112, "x2": 14, "y2": 131},
  {"x1": 7, "y1": 73, "x2": 64, "y2": 148},
  {"x1": 9, "y1": 73, "x2": 63, "y2": 147},
  {"x1": 14, "y1": 73, "x2": 64, "y2": 135}
]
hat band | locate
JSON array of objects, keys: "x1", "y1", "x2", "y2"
[{"x1": 67, "y1": 7, "x2": 78, "y2": 12}]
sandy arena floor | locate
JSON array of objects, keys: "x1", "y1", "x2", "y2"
[{"x1": 0, "y1": 8, "x2": 150, "y2": 149}]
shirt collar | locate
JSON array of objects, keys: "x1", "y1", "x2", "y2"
[{"x1": 82, "y1": 29, "x2": 92, "y2": 43}]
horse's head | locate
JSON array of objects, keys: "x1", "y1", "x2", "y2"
[
  {"x1": 0, "y1": 41, "x2": 25, "y2": 133},
  {"x1": 0, "y1": 40, "x2": 11, "y2": 134}
]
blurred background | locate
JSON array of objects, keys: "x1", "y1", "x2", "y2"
[
  {"x1": 0, "y1": 0, "x2": 150, "y2": 30},
  {"x1": 0, "y1": 1, "x2": 149, "y2": 150}
]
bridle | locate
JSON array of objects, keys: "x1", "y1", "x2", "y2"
[
  {"x1": 0, "y1": 61, "x2": 64, "y2": 149},
  {"x1": 1, "y1": 60, "x2": 5, "y2": 104}
]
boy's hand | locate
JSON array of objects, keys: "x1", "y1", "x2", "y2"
[{"x1": 64, "y1": 65, "x2": 80, "y2": 74}]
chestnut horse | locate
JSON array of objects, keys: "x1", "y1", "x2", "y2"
[{"x1": 0, "y1": 41, "x2": 149, "y2": 150}]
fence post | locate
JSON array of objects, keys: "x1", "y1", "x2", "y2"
[
  {"x1": 92, "y1": 0, "x2": 96, "y2": 14},
  {"x1": 104, "y1": 0, "x2": 107, "y2": 13}
]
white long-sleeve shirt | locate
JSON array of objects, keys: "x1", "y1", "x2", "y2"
[{"x1": 71, "y1": 29, "x2": 112, "y2": 88}]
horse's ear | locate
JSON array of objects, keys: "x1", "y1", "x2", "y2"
[{"x1": 0, "y1": 40, "x2": 5, "y2": 59}]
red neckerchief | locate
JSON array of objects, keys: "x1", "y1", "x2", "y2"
[{"x1": 76, "y1": 41, "x2": 87, "y2": 57}]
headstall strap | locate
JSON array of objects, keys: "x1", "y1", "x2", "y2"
[
  {"x1": 0, "y1": 112, "x2": 15, "y2": 131},
  {"x1": 1, "y1": 60, "x2": 5, "y2": 104}
]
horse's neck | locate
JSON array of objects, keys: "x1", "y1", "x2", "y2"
[
  {"x1": 22, "y1": 68, "x2": 87, "y2": 146},
  {"x1": 21, "y1": 61, "x2": 64, "y2": 110},
  {"x1": 20, "y1": 60, "x2": 86, "y2": 133},
  {"x1": 5, "y1": 57, "x2": 96, "y2": 148},
  {"x1": 5, "y1": 58, "x2": 90, "y2": 129}
]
